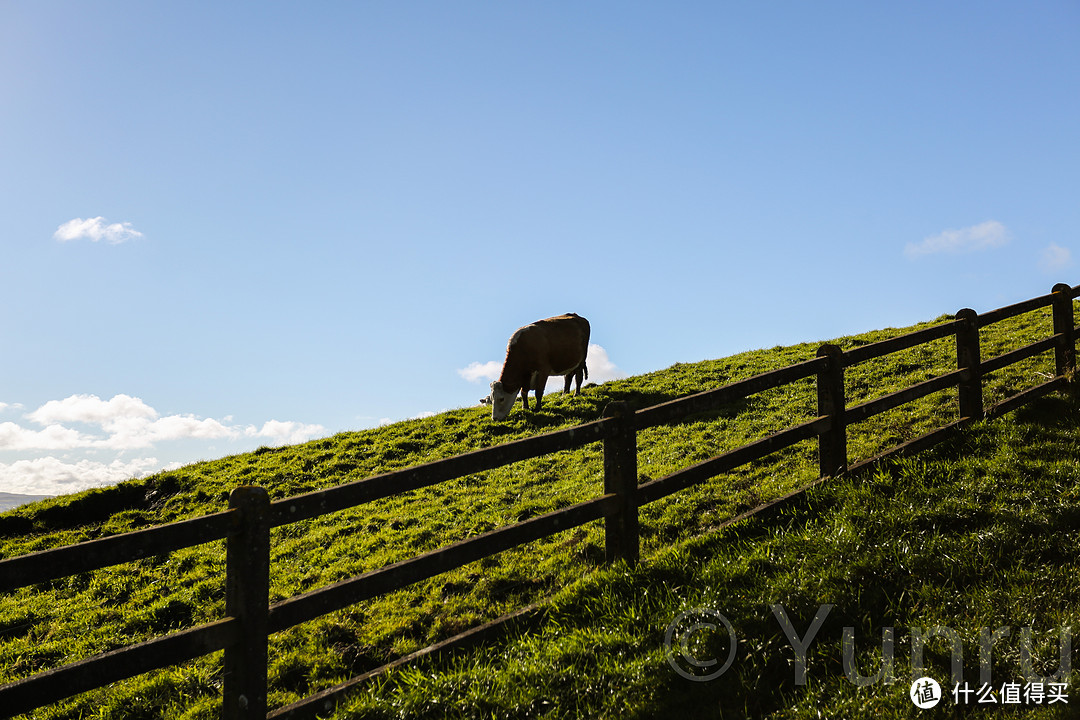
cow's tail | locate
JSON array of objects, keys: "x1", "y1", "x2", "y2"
[{"x1": 583, "y1": 362, "x2": 589, "y2": 381}]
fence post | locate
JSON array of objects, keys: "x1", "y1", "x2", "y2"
[
  {"x1": 223, "y1": 486, "x2": 271, "y2": 720},
  {"x1": 1051, "y1": 283, "x2": 1076, "y2": 378},
  {"x1": 955, "y1": 308, "x2": 983, "y2": 421},
  {"x1": 603, "y1": 401, "x2": 639, "y2": 567},
  {"x1": 816, "y1": 344, "x2": 847, "y2": 477}
]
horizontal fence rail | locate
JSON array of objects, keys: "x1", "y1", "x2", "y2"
[
  {"x1": 987, "y1": 375, "x2": 1069, "y2": 419},
  {"x1": 633, "y1": 356, "x2": 826, "y2": 429},
  {"x1": 0, "y1": 619, "x2": 240, "y2": 720},
  {"x1": 841, "y1": 318, "x2": 962, "y2": 367},
  {"x1": 0, "y1": 510, "x2": 237, "y2": 593},
  {"x1": 845, "y1": 369, "x2": 965, "y2": 425},
  {"x1": 270, "y1": 417, "x2": 615, "y2": 527},
  {"x1": 637, "y1": 415, "x2": 831, "y2": 505},
  {"x1": 1, "y1": 282, "x2": 1078, "y2": 720},
  {"x1": 981, "y1": 335, "x2": 1061, "y2": 375},
  {"x1": 268, "y1": 494, "x2": 620, "y2": 634},
  {"x1": 976, "y1": 290, "x2": 1057, "y2": 327}
]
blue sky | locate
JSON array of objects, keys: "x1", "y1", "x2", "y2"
[{"x1": 1, "y1": 2, "x2": 1078, "y2": 497}]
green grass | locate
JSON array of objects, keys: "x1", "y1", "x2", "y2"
[{"x1": 1, "y1": 304, "x2": 1078, "y2": 718}]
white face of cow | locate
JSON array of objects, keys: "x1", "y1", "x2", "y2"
[{"x1": 489, "y1": 381, "x2": 517, "y2": 421}]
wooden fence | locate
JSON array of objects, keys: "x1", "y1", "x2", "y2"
[{"x1": 1, "y1": 282, "x2": 1077, "y2": 719}]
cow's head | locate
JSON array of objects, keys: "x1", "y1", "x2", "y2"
[{"x1": 488, "y1": 381, "x2": 517, "y2": 421}]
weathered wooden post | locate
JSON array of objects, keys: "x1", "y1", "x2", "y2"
[
  {"x1": 816, "y1": 344, "x2": 847, "y2": 477},
  {"x1": 1051, "y1": 283, "x2": 1076, "y2": 378},
  {"x1": 223, "y1": 486, "x2": 271, "y2": 720},
  {"x1": 603, "y1": 401, "x2": 639, "y2": 566},
  {"x1": 955, "y1": 308, "x2": 984, "y2": 421}
]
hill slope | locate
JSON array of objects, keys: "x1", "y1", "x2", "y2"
[{"x1": 1, "y1": 305, "x2": 1078, "y2": 719}]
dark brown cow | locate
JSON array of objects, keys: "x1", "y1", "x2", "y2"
[{"x1": 487, "y1": 313, "x2": 590, "y2": 420}]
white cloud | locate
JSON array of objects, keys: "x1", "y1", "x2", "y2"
[
  {"x1": 0, "y1": 457, "x2": 165, "y2": 496},
  {"x1": 457, "y1": 343, "x2": 627, "y2": 388},
  {"x1": 457, "y1": 360, "x2": 502, "y2": 383},
  {"x1": 585, "y1": 344, "x2": 628, "y2": 383},
  {"x1": 1039, "y1": 243, "x2": 1072, "y2": 274},
  {"x1": 8, "y1": 393, "x2": 328, "y2": 451},
  {"x1": 102, "y1": 414, "x2": 240, "y2": 450},
  {"x1": 29, "y1": 393, "x2": 157, "y2": 427},
  {"x1": 0, "y1": 394, "x2": 328, "y2": 496},
  {"x1": 0, "y1": 422, "x2": 92, "y2": 451},
  {"x1": 248, "y1": 420, "x2": 327, "y2": 445},
  {"x1": 904, "y1": 220, "x2": 1009, "y2": 259},
  {"x1": 377, "y1": 411, "x2": 439, "y2": 428},
  {"x1": 54, "y1": 216, "x2": 143, "y2": 244}
]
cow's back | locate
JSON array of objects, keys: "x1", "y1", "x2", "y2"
[{"x1": 515, "y1": 313, "x2": 589, "y2": 375}]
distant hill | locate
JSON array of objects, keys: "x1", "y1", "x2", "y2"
[{"x1": 0, "y1": 492, "x2": 52, "y2": 513}]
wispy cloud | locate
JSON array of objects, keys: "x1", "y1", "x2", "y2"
[
  {"x1": 904, "y1": 220, "x2": 1009, "y2": 259},
  {"x1": 54, "y1": 216, "x2": 143, "y2": 244},
  {"x1": 1039, "y1": 243, "x2": 1072, "y2": 274},
  {"x1": 458, "y1": 343, "x2": 627, "y2": 387}
]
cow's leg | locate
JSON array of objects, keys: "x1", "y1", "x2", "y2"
[
  {"x1": 533, "y1": 374, "x2": 548, "y2": 410},
  {"x1": 519, "y1": 387, "x2": 530, "y2": 411},
  {"x1": 563, "y1": 373, "x2": 573, "y2": 394}
]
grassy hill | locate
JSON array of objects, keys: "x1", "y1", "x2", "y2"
[{"x1": 1, "y1": 304, "x2": 1078, "y2": 719}]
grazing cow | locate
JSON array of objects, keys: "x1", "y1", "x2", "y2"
[{"x1": 487, "y1": 313, "x2": 590, "y2": 420}]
